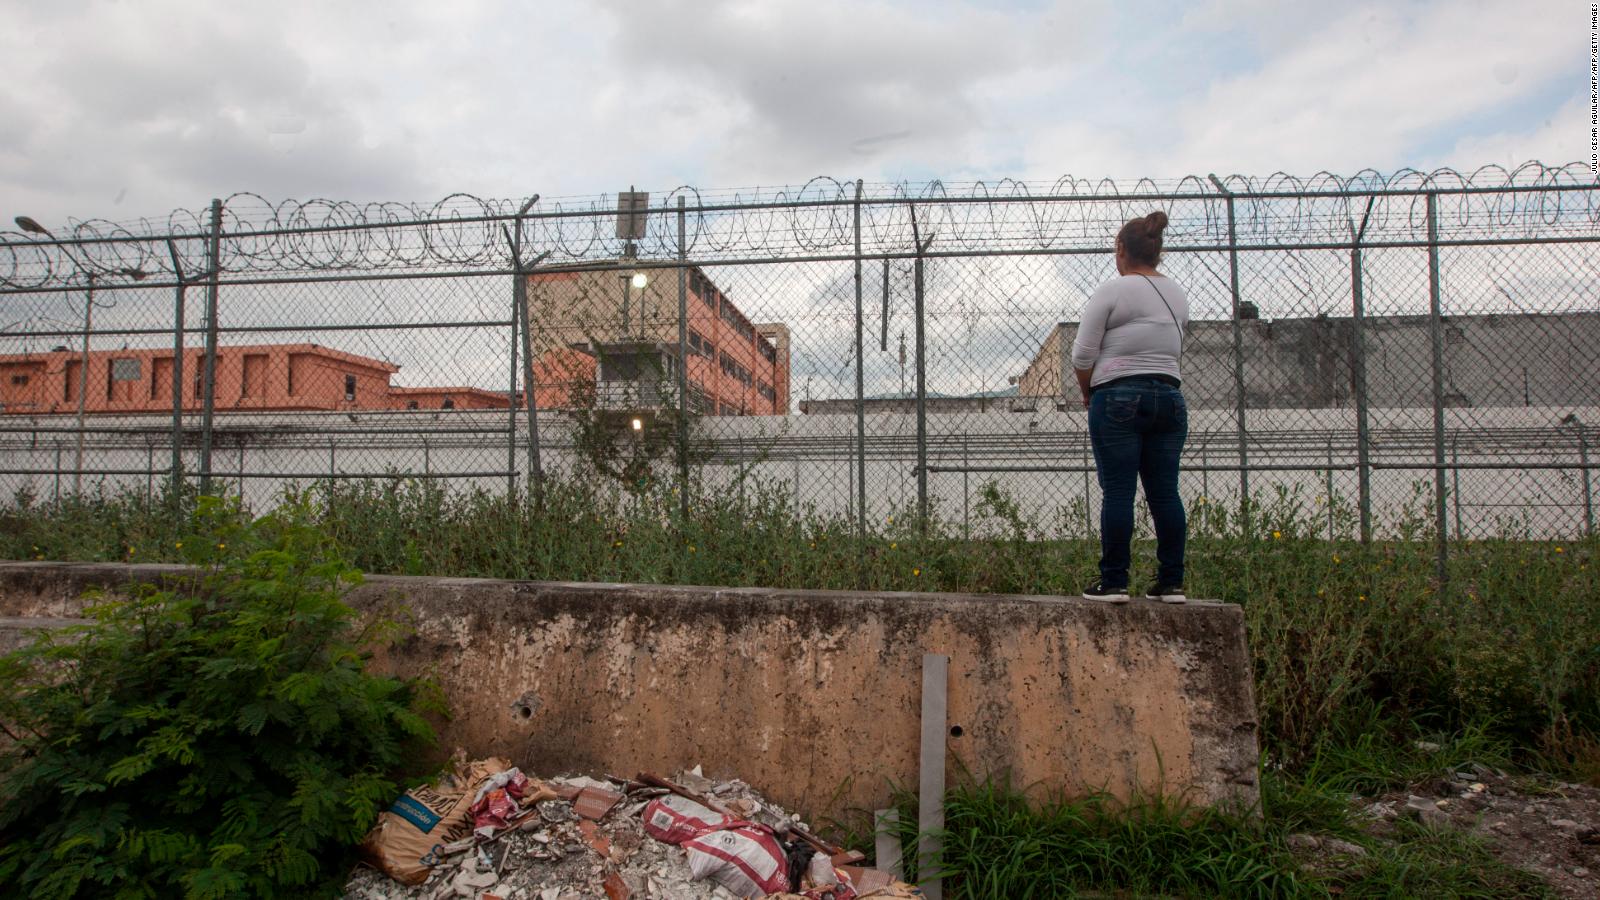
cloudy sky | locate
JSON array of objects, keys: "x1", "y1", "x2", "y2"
[{"x1": 1, "y1": 0, "x2": 1590, "y2": 226}]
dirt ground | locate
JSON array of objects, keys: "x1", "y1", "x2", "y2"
[{"x1": 1353, "y1": 767, "x2": 1599, "y2": 898}]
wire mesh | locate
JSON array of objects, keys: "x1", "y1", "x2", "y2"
[{"x1": 1, "y1": 161, "x2": 1596, "y2": 550}]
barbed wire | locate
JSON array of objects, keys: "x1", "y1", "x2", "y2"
[{"x1": 1, "y1": 161, "x2": 1594, "y2": 290}]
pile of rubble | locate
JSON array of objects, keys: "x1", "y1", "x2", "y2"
[{"x1": 343, "y1": 755, "x2": 918, "y2": 900}]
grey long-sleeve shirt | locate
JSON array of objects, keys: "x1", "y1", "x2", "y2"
[{"x1": 1069, "y1": 274, "x2": 1189, "y2": 388}]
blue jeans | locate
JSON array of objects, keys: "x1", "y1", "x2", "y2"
[{"x1": 1088, "y1": 377, "x2": 1188, "y2": 588}]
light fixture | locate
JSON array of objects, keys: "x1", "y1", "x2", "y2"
[
  {"x1": 14, "y1": 216, "x2": 48, "y2": 235},
  {"x1": 631, "y1": 271, "x2": 649, "y2": 290},
  {"x1": 630, "y1": 417, "x2": 644, "y2": 432}
]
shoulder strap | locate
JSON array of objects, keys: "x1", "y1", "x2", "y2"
[{"x1": 1137, "y1": 274, "x2": 1184, "y2": 352}]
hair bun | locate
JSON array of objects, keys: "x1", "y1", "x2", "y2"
[{"x1": 1144, "y1": 211, "x2": 1169, "y2": 234}]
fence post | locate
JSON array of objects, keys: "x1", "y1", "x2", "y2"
[
  {"x1": 198, "y1": 198, "x2": 223, "y2": 496},
  {"x1": 1576, "y1": 420, "x2": 1593, "y2": 539},
  {"x1": 911, "y1": 208, "x2": 929, "y2": 530},
  {"x1": 1326, "y1": 437, "x2": 1335, "y2": 541},
  {"x1": 1451, "y1": 436, "x2": 1463, "y2": 540},
  {"x1": 1426, "y1": 192, "x2": 1449, "y2": 587},
  {"x1": 164, "y1": 239, "x2": 188, "y2": 493},
  {"x1": 1208, "y1": 176, "x2": 1250, "y2": 534},
  {"x1": 677, "y1": 195, "x2": 690, "y2": 522},
  {"x1": 507, "y1": 247, "x2": 520, "y2": 498},
  {"x1": 1350, "y1": 197, "x2": 1375, "y2": 543},
  {"x1": 508, "y1": 199, "x2": 545, "y2": 499},
  {"x1": 854, "y1": 180, "x2": 867, "y2": 545}
]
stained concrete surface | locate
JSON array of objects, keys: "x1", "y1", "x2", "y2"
[{"x1": 0, "y1": 561, "x2": 1260, "y2": 824}]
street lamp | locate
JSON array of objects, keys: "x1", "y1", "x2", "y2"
[{"x1": 14, "y1": 216, "x2": 146, "y2": 493}]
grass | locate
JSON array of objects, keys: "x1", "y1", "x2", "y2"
[
  {"x1": 835, "y1": 768, "x2": 1553, "y2": 899},
  {"x1": 2, "y1": 473, "x2": 1596, "y2": 896}
]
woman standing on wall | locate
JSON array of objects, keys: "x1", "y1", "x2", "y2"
[{"x1": 1071, "y1": 211, "x2": 1190, "y2": 604}]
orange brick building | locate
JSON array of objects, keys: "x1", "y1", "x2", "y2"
[
  {"x1": 526, "y1": 263, "x2": 790, "y2": 416},
  {"x1": 0, "y1": 343, "x2": 509, "y2": 416}
]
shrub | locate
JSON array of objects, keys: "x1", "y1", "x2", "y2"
[{"x1": 0, "y1": 497, "x2": 439, "y2": 899}]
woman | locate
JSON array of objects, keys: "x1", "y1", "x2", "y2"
[{"x1": 1070, "y1": 211, "x2": 1189, "y2": 604}]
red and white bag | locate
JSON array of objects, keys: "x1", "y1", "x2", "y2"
[
  {"x1": 641, "y1": 794, "x2": 733, "y2": 845},
  {"x1": 682, "y1": 823, "x2": 789, "y2": 896}
]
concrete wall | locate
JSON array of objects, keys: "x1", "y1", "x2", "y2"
[
  {"x1": 0, "y1": 561, "x2": 1261, "y2": 824},
  {"x1": 1020, "y1": 311, "x2": 1600, "y2": 409}
]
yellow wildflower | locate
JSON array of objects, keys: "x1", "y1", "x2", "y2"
[
  {"x1": 688, "y1": 545, "x2": 696, "y2": 553},
  {"x1": 175, "y1": 541, "x2": 183, "y2": 549},
  {"x1": 216, "y1": 543, "x2": 226, "y2": 551},
  {"x1": 1555, "y1": 546, "x2": 1564, "y2": 554},
  {"x1": 1272, "y1": 531, "x2": 1282, "y2": 540},
  {"x1": 1358, "y1": 594, "x2": 1368, "y2": 602},
  {"x1": 1332, "y1": 555, "x2": 1341, "y2": 564},
  {"x1": 913, "y1": 568, "x2": 921, "y2": 577},
  {"x1": 613, "y1": 540, "x2": 624, "y2": 548},
  {"x1": 890, "y1": 542, "x2": 897, "y2": 550}
]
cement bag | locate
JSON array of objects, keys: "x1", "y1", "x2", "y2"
[
  {"x1": 683, "y1": 823, "x2": 788, "y2": 896},
  {"x1": 361, "y1": 756, "x2": 511, "y2": 885},
  {"x1": 642, "y1": 794, "x2": 734, "y2": 845}
]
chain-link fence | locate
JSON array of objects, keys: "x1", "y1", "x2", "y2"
[{"x1": 3, "y1": 163, "x2": 1597, "y2": 561}]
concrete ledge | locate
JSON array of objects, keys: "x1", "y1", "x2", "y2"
[{"x1": 0, "y1": 561, "x2": 1261, "y2": 822}]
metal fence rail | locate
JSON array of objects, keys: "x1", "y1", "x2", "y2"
[{"x1": 2, "y1": 162, "x2": 1597, "y2": 566}]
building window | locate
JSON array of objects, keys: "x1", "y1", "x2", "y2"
[
  {"x1": 441, "y1": 396, "x2": 454, "y2": 410},
  {"x1": 344, "y1": 374, "x2": 357, "y2": 402},
  {"x1": 10, "y1": 375, "x2": 27, "y2": 386},
  {"x1": 110, "y1": 358, "x2": 140, "y2": 381},
  {"x1": 758, "y1": 341, "x2": 776, "y2": 363}
]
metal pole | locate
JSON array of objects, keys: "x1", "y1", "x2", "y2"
[
  {"x1": 515, "y1": 251, "x2": 543, "y2": 493},
  {"x1": 53, "y1": 444, "x2": 61, "y2": 502},
  {"x1": 1209, "y1": 177, "x2": 1250, "y2": 534},
  {"x1": 1426, "y1": 193, "x2": 1448, "y2": 586},
  {"x1": 1326, "y1": 437, "x2": 1335, "y2": 541},
  {"x1": 855, "y1": 181, "x2": 867, "y2": 543},
  {"x1": 911, "y1": 211, "x2": 929, "y2": 530},
  {"x1": 507, "y1": 253, "x2": 520, "y2": 499},
  {"x1": 1577, "y1": 421, "x2": 1593, "y2": 539},
  {"x1": 1083, "y1": 441, "x2": 1093, "y2": 538},
  {"x1": 1451, "y1": 436, "x2": 1463, "y2": 540},
  {"x1": 198, "y1": 198, "x2": 223, "y2": 495},
  {"x1": 1350, "y1": 198, "x2": 1375, "y2": 544},
  {"x1": 73, "y1": 274, "x2": 94, "y2": 494},
  {"x1": 165, "y1": 240, "x2": 187, "y2": 492},
  {"x1": 962, "y1": 431, "x2": 970, "y2": 537},
  {"x1": 677, "y1": 196, "x2": 690, "y2": 521},
  {"x1": 880, "y1": 258, "x2": 890, "y2": 352}
]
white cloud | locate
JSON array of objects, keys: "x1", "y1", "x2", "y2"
[
  {"x1": 0, "y1": 0, "x2": 1585, "y2": 234},
  {"x1": 1023, "y1": 0, "x2": 1585, "y2": 179}
]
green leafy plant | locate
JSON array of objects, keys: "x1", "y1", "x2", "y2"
[{"x1": 0, "y1": 496, "x2": 439, "y2": 899}]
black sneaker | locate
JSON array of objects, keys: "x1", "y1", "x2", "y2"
[
  {"x1": 1144, "y1": 583, "x2": 1187, "y2": 604},
  {"x1": 1082, "y1": 580, "x2": 1130, "y2": 603}
]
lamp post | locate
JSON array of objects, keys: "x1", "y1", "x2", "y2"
[
  {"x1": 14, "y1": 216, "x2": 146, "y2": 493},
  {"x1": 619, "y1": 268, "x2": 649, "y2": 337}
]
